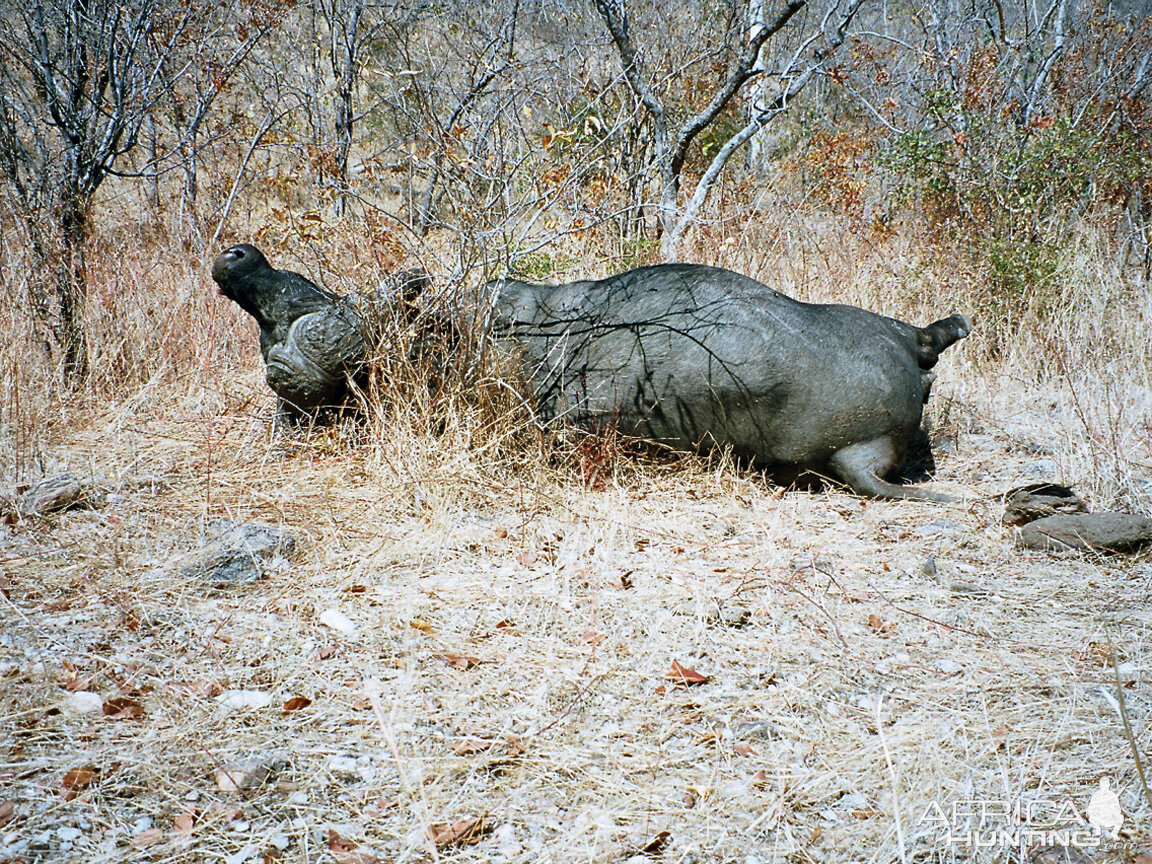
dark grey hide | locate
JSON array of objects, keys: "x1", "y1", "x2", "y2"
[
  {"x1": 212, "y1": 244, "x2": 429, "y2": 422},
  {"x1": 491, "y1": 263, "x2": 971, "y2": 501},
  {"x1": 212, "y1": 244, "x2": 364, "y2": 420}
]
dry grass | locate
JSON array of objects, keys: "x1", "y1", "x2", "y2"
[{"x1": 2, "y1": 210, "x2": 1151, "y2": 864}]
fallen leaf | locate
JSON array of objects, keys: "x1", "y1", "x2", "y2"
[
  {"x1": 751, "y1": 770, "x2": 769, "y2": 788},
  {"x1": 333, "y1": 853, "x2": 386, "y2": 864},
  {"x1": 345, "y1": 584, "x2": 367, "y2": 594},
  {"x1": 430, "y1": 817, "x2": 491, "y2": 847},
  {"x1": 60, "y1": 765, "x2": 100, "y2": 799},
  {"x1": 215, "y1": 766, "x2": 249, "y2": 792},
  {"x1": 410, "y1": 619, "x2": 434, "y2": 634},
  {"x1": 102, "y1": 696, "x2": 144, "y2": 720},
  {"x1": 579, "y1": 632, "x2": 605, "y2": 645},
  {"x1": 173, "y1": 679, "x2": 224, "y2": 698},
  {"x1": 173, "y1": 809, "x2": 196, "y2": 836},
  {"x1": 852, "y1": 807, "x2": 881, "y2": 818},
  {"x1": 130, "y1": 827, "x2": 164, "y2": 847},
  {"x1": 494, "y1": 528, "x2": 508, "y2": 539},
  {"x1": 327, "y1": 828, "x2": 357, "y2": 852},
  {"x1": 734, "y1": 743, "x2": 758, "y2": 756},
  {"x1": 664, "y1": 661, "x2": 710, "y2": 687},
  {"x1": 515, "y1": 551, "x2": 538, "y2": 566},
  {"x1": 438, "y1": 653, "x2": 482, "y2": 670},
  {"x1": 0, "y1": 800, "x2": 14, "y2": 827},
  {"x1": 453, "y1": 737, "x2": 498, "y2": 755},
  {"x1": 638, "y1": 830, "x2": 671, "y2": 855},
  {"x1": 494, "y1": 619, "x2": 515, "y2": 630},
  {"x1": 283, "y1": 696, "x2": 312, "y2": 713},
  {"x1": 65, "y1": 674, "x2": 94, "y2": 692},
  {"x1": 316, "y1": 645, "x2": 338, "y2": 660},
  {"x1": 868, "y1": 613, "x2": 895, "y2": 636}
]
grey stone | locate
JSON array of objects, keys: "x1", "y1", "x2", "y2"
[
  {"x1": 179, "y1": 520, "x2": 298, "y2": 584},
  {"x1": 1002, "y1": 483, "x2": 1086, "y2": 526},
  {"x1": 17, "y1": 473, "x2": 102, "y2": 516},
  {"x1": 1020, "y1": 512, "x2": 1152, "y2": 554}
]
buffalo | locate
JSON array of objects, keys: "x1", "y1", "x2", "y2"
[
  {"x1": 211, "y1": 244, "x2": 429, "y2": 422},
  {"x1": 490, "y1": 263, "x2": 970, "y2": 501}
]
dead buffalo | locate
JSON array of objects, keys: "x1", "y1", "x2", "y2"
[
  {"x1": 211, "y1": 244, "x2": 429, "y2": 422},
  {"x1": 490, "y1": 263, "x2": 971, "y2": 501}
]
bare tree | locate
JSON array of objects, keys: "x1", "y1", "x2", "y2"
[
  {"x1": 592, "y1": 0, "x2": 866, "y2": 259},
  {"x1": 0, "y1": 0, "x2": 270, "y2": 381}
]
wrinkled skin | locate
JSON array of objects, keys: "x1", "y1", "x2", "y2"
[
  {"x1": 490, "y1": 263, "x2": 971, "y2": 501},
  {"x1": 212, "y1": 244, "x2": 366, "y2": 420}
]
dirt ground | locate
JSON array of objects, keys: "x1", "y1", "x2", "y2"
[{"x1": 2, "y1": 356, "x2": 1151, "y2": 864}]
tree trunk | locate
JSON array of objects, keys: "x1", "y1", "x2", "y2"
[{"x1": 57, "y1": 202, "x2": 89, "y2": 383}]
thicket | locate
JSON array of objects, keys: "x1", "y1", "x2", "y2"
[{"x1": 0, "y1": 0, "x2": 1148, "y2": 391}]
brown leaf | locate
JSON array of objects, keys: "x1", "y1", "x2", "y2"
[
  {"x1": 494, "y1": 528, "x2": 508, "y2": 539},
  {"x1": 316, "y1": 645, "x2": 338, "y2": 660},
  {"x1": 664, "y1": 661, "x2": 710, "y2": 687},
  {"x1": 515, "y1": 551, "x2": 538, "y2": 566},
  {"x1": 429, "y1": 817, "x2": 492, "y2": 847},
  {"x1": 60, "y1": 765, "x2": 100, "y2": 799},
  {"x1": 333, "y1": 853, "x2": 386, "y2": 864},
  {"x1": 494, "y1": 619, "x2": 515, "y2": 630},
  {"x1": 638, "y1": 830, "x2": 671, "y2": 855},
  {"x1": 172, "y1": 679, "x2": 224, "y2": 698},
  {"x1": 173, "y1": 809, "x2": 197, "y2": 836},
  {"x1": 130, "y1": 828, "x2": 164, "y2": 847},
  {"x1": 579, "y1": 631, "x2": 606, "y2": 646},
  {"x1": 409, "y1": 619, "x2": 434, "y2": 634},
  {"x1": 751, "y1": 770, "x2": 769, "y2": 788},
  {"x1": 344, "y1": 584, "x2": 367, "y2": 594},
  {"x1": 283, "y1": 696, "x2": 312, "y2": 713},
  {"x1": 102, "y1": 696, "x2": 144, "y2": 720},
  {"x1": 868, "y1": 613, "x2": 895, "y2": 636},
  {"x1": 438, "y1": 653, "x2": 482, "y2": 670},
  {"x1": 734, "y1": 743, "x2": 758, "y2": 757},
  {"x1": 453, "y1": 736, "x2": 498, "y2": 755},
  {"x1": 65, "y1": 674, "x2": 94, "y2": 692},
  {"x1": 327, "y1": 828, "x2": 357, "y2": 853},
  {"x1": 0, "y1": 800, "x2": 14, "y2": 827}
]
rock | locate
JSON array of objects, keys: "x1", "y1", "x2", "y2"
[
  {"x1": 215, "y1": 690, "x2": 274, "y2": 711},
  {"x1": 318, "y1": 608, "x2": 357, "y2": 635},
  {"x1": 179, "y1": 520, "x2": 298, "y2": 584},
  {"x1": 17, "y1": 473, "x2": 102, "y2": 516},
  {"x1": 65, "y1": 692, "x2": 105, "y2": 714},
  {"x1": 1002, "y1": 483, "x2": 1086, "y2": 526},
  {"x1": 215, "y1": 754, "x2": 290, "y2": 792},
  {"x1": 1020, "y1": 512, "x2": 1152, "y2": 554}
]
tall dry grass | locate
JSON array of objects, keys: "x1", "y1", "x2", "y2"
[{"x1": 2, "y1": 188, "x2": 1149, "y2": 513}]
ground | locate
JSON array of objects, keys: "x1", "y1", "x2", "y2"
[{"x1": 1, "y1": 360, "x2": 1151, "y2": 864}]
